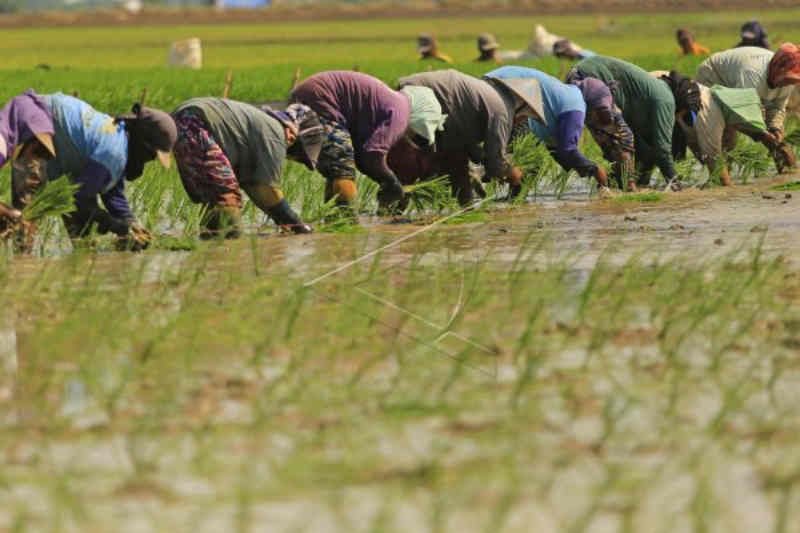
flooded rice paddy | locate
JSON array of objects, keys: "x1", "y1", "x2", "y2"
[{"x1": 1, "y1": 177, "x2": 800, "y2": 532}]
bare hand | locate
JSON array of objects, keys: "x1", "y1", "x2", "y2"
[{"x1": 594, "y1": 166, "x2": 609, "y2": 187}]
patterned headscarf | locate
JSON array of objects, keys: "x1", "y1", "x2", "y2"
[
  {"x1": 768, "y1": 43, "x2": 800, "y2": 88},
  {"x1": 571, "y1": 77, "x2": 614, "y2": 113},
  {"x1": 264, "y1": 103, "x2": 313, "y2": 136},
  {"x1": 263, "y1": 103, "x2": 325, "y2": 170},
  {"x1": 568, "y1": 76, "x2": 634, "y2": 159}
]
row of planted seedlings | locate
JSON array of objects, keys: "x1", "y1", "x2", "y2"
[{"x1": 2, "y1": 223, "x2": 800, "y2": 530}]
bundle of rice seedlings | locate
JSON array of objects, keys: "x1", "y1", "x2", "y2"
[
  {"x1": 727, "y1": 140, "x2": 771, "y2": 183},
  {"x1": 403, "y1": 176, "x2": 455, "y2": 214},
  {"x1": 22, "y1": 177, "x2": 79, "y2": 222}
]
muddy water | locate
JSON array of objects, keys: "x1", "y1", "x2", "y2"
[
  {"x1": 2, "y1": 179, "x2": 799, "y2": 533},
  {"x1": 262, "y1": 178, "x2": 800, "y2": 282}
]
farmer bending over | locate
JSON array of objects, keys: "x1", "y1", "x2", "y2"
[
  {"x1": 653, "y1": 71, "x2": 774, "y2": 186},
  {"x1": 568, "y1": 56, "x2": 677, "y2": 190},
  {"x1": 0, "y1": 90, "x2": 175, "y2": 251},
  {"x1": 172, "y1": 98, "x2": 324, "y2": 238},
  {"x1": 485, "y1": 66, "x2": 609, "y2": 192},
  {"x1": 291, "y1": 71, "x2": 445, "y2": 213},
  {"x1": 696, "y1": 44, "x2": 800, "y2": 172},
  {"x1": 389, "y1": 69, "x2": 532, "y2": 205}
]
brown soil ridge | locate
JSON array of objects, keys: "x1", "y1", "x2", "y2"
[{"x1": 1, "y1": 1, "x2": 797, "y2": 29}]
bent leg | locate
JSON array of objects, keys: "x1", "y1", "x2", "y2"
[{"x1": 173, "y1": 109, "x2": 242, "y2": 238}]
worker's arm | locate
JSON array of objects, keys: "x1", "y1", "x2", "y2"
[
  {"x1": 651, "y1": 99, "x2": 678, "y2": 180},
  {"x1": 550, "y1": 111, "x2": 599, "y2": 177},
  {"x1": 360, "y1": 150, "x2": 404, "y2": 205},
  {"x1": 241, "y1": 182, "x2": 312, "y2": 234},
  {"x1": 763, "y1": 92, "x2": 790, "y2": 136}
]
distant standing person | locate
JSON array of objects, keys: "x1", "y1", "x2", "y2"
[
  {"x1": 291, "y1": 70, "x2": 445, "y2": 212},
  {"x1": 676, "y1": 28, "x2": 710, "y2": 56},
  {"x1": 475, "y1": 33, "x2": 502, "y2": 63},
  {"x1": 568, "y1": 55, "x2": 677, "y2": 190},
  {"x1": 417, "y1": 34, "x2": 453, "y2": 63},
  {"x1": 172, "y1": 98, "x2": 324, "y2": 239},
  {"x1": 696, "y1": 44, "x2": 800, "y2": 172},
  {"x1": 0, "y1": 90, "x2": 175, "y2": 251},
  {"x1": 737, "y1": 21, "x2": 770, "y2": 49}
]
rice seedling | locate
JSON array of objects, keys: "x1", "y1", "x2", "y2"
[
  {"x1": 0, "y1": 9, "x2": 799, "y2": 532},
  {"x1": 21, "y1": 176, "x2": 78, "y2": 222},
  {"x1": 612, "y1": 191, "x2": 666, "y2": 203},
  {"x1": 402, "y1": 176, "x2": 457, "y2": 214},
  {"x1": 771, "y1": 181, "x2": 800, "y2": 191}
]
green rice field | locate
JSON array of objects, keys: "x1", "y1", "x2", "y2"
[{"x1": 2, "y1": 8, "x2": 800, "y2": 532}]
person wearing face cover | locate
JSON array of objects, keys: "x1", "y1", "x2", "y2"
[
  {"x1": 696, "y1": 43, "x2": 800, "y2": 172},
  {"x1": 389, "y1": 69, "x2": 534, "y2": 205},
  {"x1": 4, "y1": 90, "x2": 176, "y2": 251},
  {"x1": 736, "y1": 21, "x2": 770, "y2": 50},
  {"x1": 567, "y1": 56, "x2": 677, "y2": 190},
  {"x1": 172, "y1": 98, "x2": 324, "y2": 239}
]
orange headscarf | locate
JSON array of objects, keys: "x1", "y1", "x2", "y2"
[{"x1": 768, "y1": 43, "x2": 800, "y2": 87}]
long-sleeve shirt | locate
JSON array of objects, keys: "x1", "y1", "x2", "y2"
[
  {"x1": 695, "y1": 47, "x2": 793, "y2": 133},
  {"x1": 291, "y1": 71, "x2": 410, "y2": 183},
  {"x1": 573, "y1": 55, "x2": 677, "y2": 180},
  {"x1": 75, "y1": 159, "x2": 133, "y2": 220},
  {"x1": 174, "y1": 98, "x2": 286, "y2": 187},
  {"x1": 486, "y1": 66, "x2": 597, "y2": 176},
  {"x1": 397, "y1": 69, "x2": 513, "y2": 180},
  {"x1": 682, "y1": 84, "x2": 767, "y2": 170},
  {"x1": 43, "y1": 93, "x2": 134, "y2": 219}
]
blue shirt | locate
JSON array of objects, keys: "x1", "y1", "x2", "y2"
[
  {"x1": 45, "y1": 93, "x2": 128, "y2": 190},
  {"x1": 484, "y1": 66, "x2": 596, "y2": 175},
  {"x1": 45, "y1": 93, "x2": 133, "y2": 220}
]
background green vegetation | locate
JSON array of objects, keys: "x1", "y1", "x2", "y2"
[{"x1": 2, "y1": 9, "x2": 800, "y2": 531}]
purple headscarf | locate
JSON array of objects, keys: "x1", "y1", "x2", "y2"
[
  {"x1": 570, "y1": 77, "x2": 615, "y2": 113},
  {"x1": 0, "y1": 90, "x2": 54, "y2": 167}
]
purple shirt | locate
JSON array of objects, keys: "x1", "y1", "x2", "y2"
[
  {"x1": 0, "y1": 90, "x2": 54, "y2": 167},
  {"x1": 76, "y1": 159, "x2": 134, "y2": 221},
  {"x1": 291, "y1": 71, "x2": 411, "y2": 158}
]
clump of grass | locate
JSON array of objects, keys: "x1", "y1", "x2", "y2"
[
  {"x1": 403, "y1": 177, "x2": 455, "y2": 214},
  {"x1": 150, "y1": 235, "x2": 198, "y2": 251},
  {"x1": 727, "y1": 139, "x2": 771, "y2": 183},
  {"x1": 22, "y1": 177, "x2": 79, "y2": 222},
  {"x1": 441, "y1": 210, "x2": 489, "y2": 225},
  {"x1": 771, "y1": 181, "x2": 800, "y2": 191},
  {"x1": 612, "y1": 191, "x2": 665, "y2": 203}
]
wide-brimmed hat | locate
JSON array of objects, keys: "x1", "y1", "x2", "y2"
[
  {"x1": 483, "y1": 68, "x2": 546, "y2": 124},
  {"x1": 417, "y1": 34, "x2": 436, "y2": 53},
  {"x1": 400, "y1": 85, "x2": 447, "y2": 146},
  {"x1": 294, "y1": 110, "x2": 325, "y2": 171},
  {"x1": 263, "y1": 103, "x2": 324, "y2": 171},
  {"x1": 478, "y1": 33, "x2": 500, "y2": 52},
  {"x1": 120, "y1": 104, "x2": 177, "y2": 169}
]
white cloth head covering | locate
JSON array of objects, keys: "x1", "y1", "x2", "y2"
[{"x1": 400, "y1": 85, "x2": 447, "y2": 146}]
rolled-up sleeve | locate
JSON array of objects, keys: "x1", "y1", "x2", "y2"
[{"x1": 763, "y1": 87, "x2": 792, "y2": 132}]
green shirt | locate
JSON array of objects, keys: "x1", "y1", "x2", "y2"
[
  {"x1": 574, "y1": 55, "x2": 676, "y2": 179},
  {"x1": 176, "y1": 98, "x2": 286, "y2": 186}
]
